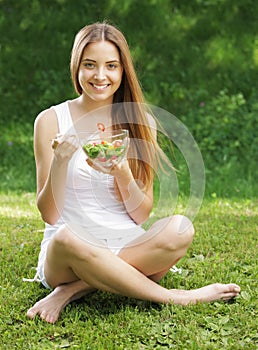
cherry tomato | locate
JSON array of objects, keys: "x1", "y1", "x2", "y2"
[
  {"x1": 112, "y1": 140, "x2": 122, "y2": 147},
  {"x1": 97, "y1": 123, "x2": 105, "y2": 132}
]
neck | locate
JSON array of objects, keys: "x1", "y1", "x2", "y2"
[
  {"x1": 77, "y1": 94, "x2": 113, "y2": 114},
  {"x1": 71, "y1": 95, "x2": 113, "y2": 131}
]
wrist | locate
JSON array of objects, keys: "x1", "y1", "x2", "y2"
[{"x1": 114, "y1": 160, "x2": 134, "y2": 186}]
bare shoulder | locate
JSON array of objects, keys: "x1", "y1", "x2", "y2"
[
  {"x1": 34, "y1": 107, "x2": 59, "y2": 140},
  {"x1": 34, "y1": 107, "x2": 57, "y2": 128}
]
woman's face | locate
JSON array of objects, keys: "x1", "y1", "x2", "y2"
[{"x1": 78, "y1": 40, "x2": 123, "y2": 104}]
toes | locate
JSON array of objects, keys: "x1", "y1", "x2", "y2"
[
  {"x1": 233, "y1": 286, "x2": 241, "y2": 293},
  {"x1": 222, "y1": 293, "x2": 238, "y2": 300},
  {"x1": 221, "y1": 284, "x2": 240, "y2": 300},
  {"x1": 44, "y1": 314, "x2": 52, "y2": 323},
  {"x1": 26, "y1": 309, "x2": 37, "y2": 319},
  {"x1": 47, "y1": 314, "x2": 57, "y2": 324},
  {"x1": 223, "y1": 296, "x2": 237, "y2": 303},
  {"x1": 39, "y1": 310, "x2": 48, "y2": 321},
  {"x1": 215, "y1": 283, "x2": 240, "y2": 295},
  {"x1": 226, "y1": 284, "x2": 241, "y2": 294},
  {"x1": 228, "y1": 283, "x2": 240, "y2": 292},
  {"x1": 38, "y1": 308, "x2": 59, "y2": 324}
]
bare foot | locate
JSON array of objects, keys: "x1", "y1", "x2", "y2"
[
  {"x1": 27, "y1": 282, "x2": 240, "y2": 323},
  {"x1": 169, "y1": 283, "x2": 241, "y2": 305},
  {"x1": 27, "y1": 281, "x2": 95, "y2": 323}
]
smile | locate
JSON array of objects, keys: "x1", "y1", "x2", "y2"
[{"x1": 90, "y1": 83, "x2": 110, "y2": 91}]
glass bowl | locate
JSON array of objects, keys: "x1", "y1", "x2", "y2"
[{"x1": 80, "y1": 129, "x2": 129, "y2": 169}]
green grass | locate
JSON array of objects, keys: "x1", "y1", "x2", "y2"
[{"x1": 0, "y1": 192, "x2": 257, "y2": 349}]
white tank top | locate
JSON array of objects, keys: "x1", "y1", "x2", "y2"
[{"x1": 42, "y1": 101, "x2": 144, "y2": 243}]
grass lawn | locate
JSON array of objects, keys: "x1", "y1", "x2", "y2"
[{"x1": 0, "y1": 192, "x2": 257, "y2": 349}]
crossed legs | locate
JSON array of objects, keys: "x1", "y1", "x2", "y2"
[{"x1": 26, "y1": 215, "x2": 240, "y2": 323}]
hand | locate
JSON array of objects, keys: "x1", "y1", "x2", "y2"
[{"x1": 52, "y1": 134, "x2": 79, "y2": 162}]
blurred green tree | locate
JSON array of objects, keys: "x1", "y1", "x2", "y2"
[{"x1": 0, "y1": 0, "x2": 257, "y2": 169}]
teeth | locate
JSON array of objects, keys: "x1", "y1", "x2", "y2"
[{"x1": 93, "y1": 84, "x2": 108, "y2": 90}]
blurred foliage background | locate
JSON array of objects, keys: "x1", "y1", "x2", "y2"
[{"x1": 0, "y1": 0, "x2": 257, "y2": 196}]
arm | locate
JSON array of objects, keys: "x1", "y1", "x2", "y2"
[
  {"x1": 34, "y1": 109, "x2": 78, "y2": 225},
  {"x1": 114, "y1": 161, "x2": 153, "y2": 225},
  {"x1": 115, "y1": 114, "x2": 156, "y2": 224}
]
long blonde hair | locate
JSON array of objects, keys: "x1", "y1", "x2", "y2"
[{"x1": 70, "y1": 22, "x2": 165, "y2": 192}]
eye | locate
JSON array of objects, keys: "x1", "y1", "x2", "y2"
[
  {"x1": 107, "y1": 63, "x2": 118, "y2": 70},
  {"x1": 83, "y1": 62, "x2": 95, "y2": 69}
]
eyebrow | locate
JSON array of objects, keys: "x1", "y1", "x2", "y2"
[{"x1": 81, "y1": 58, "x2": 120, "y2": 63}]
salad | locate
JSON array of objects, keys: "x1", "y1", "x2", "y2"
[{"x1": 83, "y1": 139, "x2": 126, "y2": 165}]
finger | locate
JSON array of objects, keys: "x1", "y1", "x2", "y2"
[
  {"x1": 111, "y1": 158, "x2": 118, "y2": 168},
  {"x1": 110, "y1": 157, "x2": 127, "y2": 171},
  {"x1": 64, "y1": 138, "x2": 79, "y2": 150},
  {"x1": 55, "y1": 133, "x2": 64, "y2": 143},
  {"x1": 56, "y1": 134, "x2": 78, "y2": 152},
  {"x1": 51, "y1": 134, "x2": 64, "y2": 149},
  {"x1": 68, "y1": 135, "x2": 79, "y2": 147},
  {"x1": 62, "y1": 134, "x2": 78, "y2": 146}
]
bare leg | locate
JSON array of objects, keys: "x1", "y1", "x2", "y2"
[
  {"x1": 27, "y1": 215, "x2": 240, "y2": 323},
  {"x1": 119, "y1": 215, "x2": 240, "y2": 305},
  {"x1": 44, "y1": 236, "x2": 175, "y2": 303},
  {"x1": 27, "y1": 280, "x2": 95, "y2": 324}
]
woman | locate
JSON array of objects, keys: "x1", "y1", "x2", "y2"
[{"x1": 26, "y1": 22, "x2": 240, "y2": 324}]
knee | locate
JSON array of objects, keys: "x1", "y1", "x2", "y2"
[
  {"x1": 52, "y1": 225, "x2": 73, "y2": 248},
  {"x1": 173, "y1": 214, "x2": 195, "y2": 238},
  {"x1": 51, "y1": 225, "x2": 96, "y2": 260},
  {"x1": 158, "y1": 215, "x2": 194, "y2": 252},
  {"x1": 173, "y1": 214, "x2": 194, "y2": 247},
  {"x1": 51, "y1": 225, "x2": 105, "y2": 261}
]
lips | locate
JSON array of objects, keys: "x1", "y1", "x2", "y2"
[{"x1": 90, "y1": 83, "x2": 110, "y2": 91}]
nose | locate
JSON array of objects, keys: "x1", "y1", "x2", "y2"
[{"x1": 94, "y1": 67, "x2": 106, "y2": 80}]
